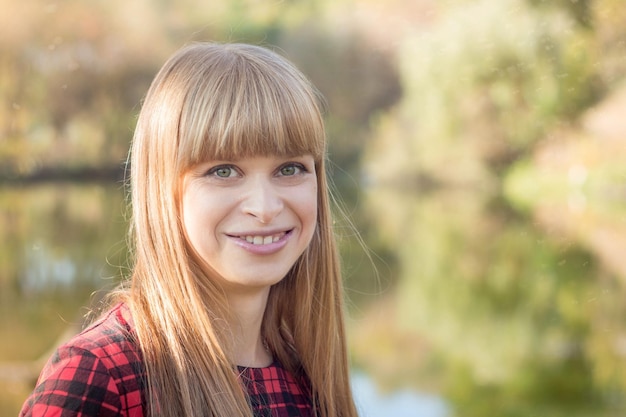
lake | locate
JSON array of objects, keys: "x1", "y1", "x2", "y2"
[{"x1": 1, "y1": 177, "x2": 626, "y2": 416}]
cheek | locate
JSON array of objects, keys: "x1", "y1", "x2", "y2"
[
  {"x1": 181, "y1": 186, "x2": 220, "y2": 253},
  {"x1": 299, "y1": 184, "x2": 318, "y2": 232},
  {"x1": 181, "y1": 193, "x2": 202, "y2": 251}
]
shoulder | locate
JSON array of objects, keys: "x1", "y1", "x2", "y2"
[
  {"x1": 20, "y1": 303, "x2": 145, "y2": 417},
  {"x1": 53, "y1": 303, "x2": 142, "y2": 377}
]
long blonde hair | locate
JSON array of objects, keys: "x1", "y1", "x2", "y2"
[{"x1": 124, "y1": 42, "x2": 357, "y2": 417}]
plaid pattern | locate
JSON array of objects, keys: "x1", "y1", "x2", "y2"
[
  {"x1": 239, "y1": 365, "x2": 313, "y2": 417},
  {"x1": 20, "y1": 304, "x2": 146, "y2": 417},
  {"x1": 20, "y1": 304, "x2": 313, "y2": 417}
]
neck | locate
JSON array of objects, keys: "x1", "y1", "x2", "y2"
[{"x1": 226, "y1": 286, "x2": 273, "y2": 368}]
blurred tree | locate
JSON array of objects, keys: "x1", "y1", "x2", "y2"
[
  {"x1": 527, "y1": 0, "x2": 593, "y2": 28},
  {"x1": 0, "y1": 0, "x2": 400, "y2": 181},
  {"x1": 362, "y1": 0, "x2": 613, "y2": 189}
]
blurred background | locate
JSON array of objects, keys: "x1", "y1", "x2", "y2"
[{"x1": 2, "y1": 0, "x2": 626, "y2": 415}]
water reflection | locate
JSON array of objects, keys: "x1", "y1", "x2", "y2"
[
  {"x1": 0, "y1": 185, "x2": 126, "y2": 353},
  {"x1": 356, "y1": 184, "x2": 626, "y2": 415},
  {"x1": 22, "y1": 245, "x2": 78, "y2": 291},
  {"x1": 0, "y1": 183, "x2": 128, "y2": 414},
  {"x1": 352, "y1": 372, "x2": 449, "y2": 417},
  {"x1": 3, "y1": 177, "x2": 626, "y2": 416}
]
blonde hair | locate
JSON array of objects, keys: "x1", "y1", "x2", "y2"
[{"x1": 124, "y1": 42, "x2": 357, "y2": 417}]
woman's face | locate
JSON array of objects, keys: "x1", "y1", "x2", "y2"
[{"x1": 181, "y1": 154, "x2": 318, "y2": 295}]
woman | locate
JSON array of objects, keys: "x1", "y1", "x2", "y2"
[{"x1": 20, "y1": 42, "x2": 359, "y2": 417}]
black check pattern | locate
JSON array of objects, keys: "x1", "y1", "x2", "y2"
[
  {"x1": 20, "y1": 304, "x2": 313, "y2": 417},
  {"x1": 239, "y1": 364, "x2": 313, "y2": 417}
]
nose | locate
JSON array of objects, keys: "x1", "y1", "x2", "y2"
[{"x1": 241, "y1": 178, "x2": 284, "y2": 224}]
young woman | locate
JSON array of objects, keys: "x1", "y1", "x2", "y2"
[{"x1": 20, "y1": 42, "x2": 359, "y2": 417}]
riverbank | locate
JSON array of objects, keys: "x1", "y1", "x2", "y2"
[{"x1": 0, "y1": 165, "x2": 126, "y2": 185}]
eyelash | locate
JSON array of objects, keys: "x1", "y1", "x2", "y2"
[
  {"x1": 206, "y1": 165, "x2": 238, "y2": 178},
  {"x1": 279, "y1": 162, "x2": 308, "y2": 176},
  {"x1": 205, "y1": 162, "x2": 309, "y2": 178}
]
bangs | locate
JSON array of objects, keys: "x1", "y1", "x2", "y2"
[{"x1": 176, "y1": 45, "x2": 326, "y2": 169}]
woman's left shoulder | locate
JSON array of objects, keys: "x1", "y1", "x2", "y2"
[
  {"x1": 68, "y1": 303, "x2": 140, "y2": 366},
  {"x1": 19, "y1": 303, "x2": 146, "y2": 417}
]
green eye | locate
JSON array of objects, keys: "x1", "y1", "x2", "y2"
[
  {"x1": 280, "y1": 165, "x2": 297, "y2": 176},
  {"x1": 207, "y1": 165, "x2": 235, "y2": 178},
  {"x1": 280, "y1": 163, "x2": 307, "y2": 176},
  {"x1": 215, "y1": 167, "x2": 232, "y2": 177}
]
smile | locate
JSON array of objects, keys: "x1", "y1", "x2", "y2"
[{"x1": 239, "y1": 232, "x2": 287, "y2": 245}]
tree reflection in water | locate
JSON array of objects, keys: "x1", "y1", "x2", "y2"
[
  {"x1": 2, "y1": 174, "x2": 626, "y2": 416},
  {"x1": 0, "y1": 184, "x2": 127, "y2": 415},
  {"x1": 350, "y1": 179, "x2": 626, "y2": 416}
]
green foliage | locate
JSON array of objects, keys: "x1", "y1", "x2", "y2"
[
  {"x1": 0, "y1": 0, "x2": 399, "y2": 180},
  {"x1": 360, "y1": 181, "x2": 626, "y2": 413},
  {"x1": 364, "y1": 0, "x2": 612, "y2": 187},
  {"x1": 527, "y1": 0, "x2": 594, "y2": 28},
  {"x1": 0, "y1": 184, "x2": 128, "y2": 359}
]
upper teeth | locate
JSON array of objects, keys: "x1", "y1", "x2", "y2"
[{"x1": 244, "y1": 233, "x2": 283, "y2": 245}]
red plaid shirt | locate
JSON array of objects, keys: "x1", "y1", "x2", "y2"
[{"x1": 20, "y1": 304, "x2": 313, "y2": 417}]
